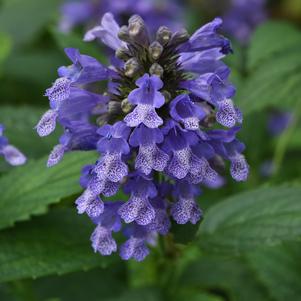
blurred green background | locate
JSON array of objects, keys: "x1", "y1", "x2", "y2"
[{"x1": 0, "y1": 0, "x2": 301, "y2": 300}]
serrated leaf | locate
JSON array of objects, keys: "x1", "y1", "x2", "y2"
[
  {"x1": 237, "y1": 50, "x2": 301, "y2": 113},
  {"x1": 198, "y1": 186, "x2": 301, "y2": 254},
  {"x1": 0, "y1": 208, "x2": 116, "y2": 283},
  {"x1": 247, "y1": 242, "x2": 301, "y2": 301},
  {"x1": 0, "y1": 151, "x2": 96, "y2": 230},
  {"x1": 236, "y1": 21, "x2": 301, "y2": 114},
  {"x1": 248, "y1": 22, "x2": 301, "y2": 70}
]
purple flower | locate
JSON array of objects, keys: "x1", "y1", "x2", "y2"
[
  {"x1": 59, "y1": 0, "x2": 183, "y2": 34},
  {"x1": 171, "y1": 181, "x2": 203, "y2": 224},
  {"x1": 38, "y1": 14, "x2": 248, "y2": 261},
  {"x1": 0, "y1": 124, "x2": 26, "y2": 166},
  {"x1": 223, "y1": 0, "x2": 267, "y2": 44},
  {"x1": 124, "y1": 74, "x2": 165, "y2": 128}
]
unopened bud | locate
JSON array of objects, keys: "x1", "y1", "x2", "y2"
[
  {"x1": 170, "y1": 29, "x2": 190, "y2": 46},
  {"x1": 118, "y1": 26, "x2": 130, "y2": 42},
  {"x1": 128, "y1": 15, "x2": 144, "y2": 36},
  {"x1": 156, "y1": 26, "x2": 172, "y2": 45},
  {"x1": 128, "y1": 15, "x2": 149, "y2": 45},
  {"x1": 124, "y1": 58, "x2": 140, "y2": 77},
  {"x1": 121, "y1": 98, "x2": 132, "y2": 113},
  {"x1": 149, "y1": 63, "x2": 164, "y2": 77},
  {"x1": 115, "y1": 47, "x2": 131, "y2": 60},
  {"x1": 97, "y1": 113, "x2": 110, "y2": 126},
  {"x1": 149, "y1": 41, "x2": 163, "y2": 60},
  {"x1": 108, "y1": 101, "x2": 121, "y2": 114}
]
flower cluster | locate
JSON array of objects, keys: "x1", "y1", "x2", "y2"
[
  {"x1": 223, "y1": 0, "x2": 267, "y2": 44},
  {"x1": 37, "y1": 13, "x2": 249, "y2": 261},
  {"x1": 0, "y1": 124, "x2": 26, "y2": 166},
  {"x1": 60, "y1": 0, "x2": 183, "y2": 34}
]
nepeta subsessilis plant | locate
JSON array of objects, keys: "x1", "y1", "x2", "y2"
[
  {"x1": 59, "y1": 0, "x2": 183, "y2": 33},
  {"x1": 37, "y1": 13, "x2": 249, "y2": 261},
  {"x1": 0, "y1": 124, "x2": 26, "y2": 166}
]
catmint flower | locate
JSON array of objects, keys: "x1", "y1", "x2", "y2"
[
  {"x1": 37, "y1": 13, "x2": 249, "y2": 261},
  {"x1": 223, "y1": 0, "x2": 267, "y2": 44},
  {"x1": 59, "y1": 0, "x2": 183, "y2": 34},
  {"x1": 0, "y1": 124, "x2": 26, "y2": 166}
]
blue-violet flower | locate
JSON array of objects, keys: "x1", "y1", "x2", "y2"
[
  {"x1": 0, "y1": 124, "x2": 26, "y2": 166},
  {"x1": 60, "y1": 0, "x2": 183, "y2": 34},
  {"x1": 37, "y1": 13, "x2": 249, "y2": 261}
]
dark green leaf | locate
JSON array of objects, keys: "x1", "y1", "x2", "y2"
[
  {"x1": 248, "y1": 22, "x2": 301, "y2": 70},
  {"x1": 247, "y1": 242, "x2": 301, "y2": 301},
  {"x1": 32, "y1": 266, "x2": 127, "y2": 301},
  {"x1": 198, "y1": 185, "x2": 301, "y2": 254},
  {"x1": 0, "y1": 152, "x2": 96, "y2": 230},
  {"x1": 0, "y1": 208, "x2": 116, "y2": 282},
  {"x1": 180, "y1": 256, "x2": 271, "y2": 301},
  {"x1": 236, "y1": 22, "x2": 301, "y2": 114}
]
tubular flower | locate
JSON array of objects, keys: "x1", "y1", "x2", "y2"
[
  {"x1": 0, "y1": 124, "x2": 26, "y2": 166},
  {"x1": 37, "y1": 14, "x2": 249, "y2": 261},
  {"x1": 59, "y1": 0, "x2": 183, "y2": 34}
]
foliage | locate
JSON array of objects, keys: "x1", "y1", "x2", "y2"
[{"x1": 0, "y1": 0, "x2": 301, "y2": 300}]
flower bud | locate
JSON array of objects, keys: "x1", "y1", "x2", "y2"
[
  {"x1": 121, "y1": 98, "x2": 132, "y2": 113},
  {"x1": 149, "y1": 63, "x2": 164, "y2": 77},
  {"x1": 108, "y1": 101, "x2": 121, "y2": 114},
  {"x1": 156, "y1": 26, "x2": 172, "y2": 45},
  {"x1": 149, "y1": 41, "x2": 163, "y2": 60},
  {"x1": 128, "y1": 15, "x2": 149, "y2": 45},
  {"x1": 125, "y1": 58, "x2": 140, "y2": 77},
  {"x1": 118, "y1": 26, "x2": 131, "y2": 42},
  {"x1": 170, "y1": 29, "x2": 190, "y2": 46},
  {"x1": 116, "y1": 47, "x2": 131, "y2": 60}
]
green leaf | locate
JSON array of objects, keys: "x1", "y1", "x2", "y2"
[
  {"x1": 0, "y1": 106, "x2": 60, "y2": 163},
  {"x1": 30, "y1": 266, "x2": 127, "y2": 301},
  {"x1": 0, "y1": 0, "x2": 60, "y2": 45},
  {"x1": 0, "y1": 151, "x2": 97, "y2": 230},
  {"x1": 237, "y1": 50, "x2": 301, "y2": 113},
  {"x1": 198, "y1": 185, "x2": 301, "y2": 254},
  {"x1": 247, "y1": 242, "x2": 301, "y2": 301},
  {"x1": 0, "y1": 208, "x2": 116, "y2": 283},
  {"x1": 180, "y1": 255, "x2": 271, "y2": 301},
  {"x1": 248, "y1": 22, "x2": 301, "y2": 70},
  {"x1": 236, "y1": 22, "x2": 301, "y2": 114}
]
